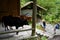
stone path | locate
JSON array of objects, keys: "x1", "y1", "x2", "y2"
[
  {"x1": 48, "y1": 35, "x2": 60, "y2": 40},
  {"x1": 0, "y1": 22, "x2": 32, "y2": 40},
  {"x1": 0, "y1": 22, "x2": 60, "y2": 40}
]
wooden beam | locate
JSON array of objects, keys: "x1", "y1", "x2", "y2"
[
  {"x1": 32, "y1": 0, "x2": 37, "y2": 36},
  {"x1": 0, "y1": 28, "x2": 34, "y2": 35}
]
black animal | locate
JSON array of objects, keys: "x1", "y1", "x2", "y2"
[
  {"x1": 2, "y1": 15, "x2": 29, "y2": 34},
  {"x1": 2, "y1": 15, "x2": 14, "y2": 30}
]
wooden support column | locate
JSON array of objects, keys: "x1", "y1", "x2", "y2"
[{"x1": 32, "y1": 0, "x2": 37, "y2": 36}]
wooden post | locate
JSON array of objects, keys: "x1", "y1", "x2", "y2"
[{"x1": 32, "y1": 0, "x2": 37, "y2": 36}]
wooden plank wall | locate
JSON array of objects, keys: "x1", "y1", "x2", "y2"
[{"x1": 0, "y1": 0, "x2": 20, "y2": 21}]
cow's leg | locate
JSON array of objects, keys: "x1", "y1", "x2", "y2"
[
  {"x1": 6, "y1": 26, "x2": 9, "y2": 30},
  {"x1": 7, "y1": 26, "x2": 9, "y2": 30},
  {"x1": 2, "y1": 22, "x2": 4, "y2": 27},
  {"x1": 5, "y1": 25, "x2": 9, "y2": 31},
  {"x1": 16, "y1": 26, "x2": 18, "y2": 35},
  {"x1": 5, "y1": 25, "x2": 7, "y2": 31},
  {"x1": 5, "y1": 27, "x2": 7, "y2": 31}
]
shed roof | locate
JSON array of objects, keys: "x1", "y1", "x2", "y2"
[{"x1": 21, "y1": 1, "x2": 47, "y2": 11}]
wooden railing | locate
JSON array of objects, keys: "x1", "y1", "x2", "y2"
[
  {"x1": 0, "y1": 28, "x2": 34, "y2": 35},
  {"x1": 0, "y1": 28, "x2": 38, "y2": 40}
]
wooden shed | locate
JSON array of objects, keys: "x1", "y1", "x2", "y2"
[
  {"x1": 20, "y1": 1, "x2": 47, "y2": 22},
  {"x1": 21, "y1": 1, "x2": 47, "y2": 17}
]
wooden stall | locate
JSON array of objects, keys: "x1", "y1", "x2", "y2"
[{"x1": 0, "y1": 0, "x2": 20, "y2": 21}]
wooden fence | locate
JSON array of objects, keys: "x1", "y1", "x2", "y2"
[{"x1": 0, "y1": 28, "x2": 38, "y2": 40}]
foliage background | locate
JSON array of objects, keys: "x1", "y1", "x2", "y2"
[{"x1": 21, "y1": 0, "x2": 60, "y2": 23}]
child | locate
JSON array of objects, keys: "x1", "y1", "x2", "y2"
[
  {"x1": 55, "y1": 23, "x2": 60, "y2": 29},
  {"x1": 42, "y1": 20, "x2": 46, "y2": 29}
]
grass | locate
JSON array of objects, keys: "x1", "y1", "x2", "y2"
[
  {"x1": 36, "y1": 24, "x2": 48, "y2": 40},
  {"x1": 36, "y1": 24, "x2": 46, "y2": 31}
]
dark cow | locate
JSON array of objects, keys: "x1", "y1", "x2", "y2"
[
  {"x1": 2, "y1": 15, "x2": 14, "y2": 30},
  {"x1": 2, "y1": 15, "x2": 29, "y2": 34}
]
